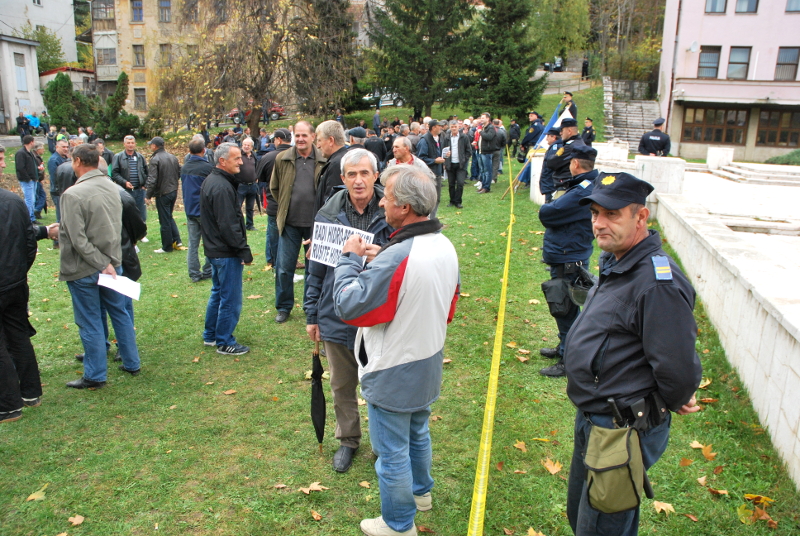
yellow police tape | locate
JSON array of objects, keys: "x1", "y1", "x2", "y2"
[{"x1": 467, "y1": 147, "x2": 517, "y2": 535}]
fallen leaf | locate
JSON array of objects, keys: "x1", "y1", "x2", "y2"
[
  {"x1": 514, "y1": 470, "x2": 527, "y2": 474},
  {"x1": 430, "y1": 415, "x2": 442, "y2": 421},
  {"x1": 358, "y1": 398, "x2": 366, "y2": 406},
  {"x1": 171, "y1": 294, "x2": 178, "y2": 298},
  {"x1": 496, "y1": 461, "x2": 505, "y2": 471},
  {"x1": 56, "y1": 533, "x2": 68, "y2": 536},
  {"x1": 744, "y1": 494, "x2": 775, "y2": 506},
  {"x1": 311, "y1": 510, "x2": 322, "y2": 521},
  {"x1": 506, "y1": 341, "x2": 518, "y2": 348},
  {"x1": 541, "y1": 458, "x2": 562, "y2": 475},
  {"x1": 702, "y1": 349, "x2": 710, "y2": 354},
  {"x1": 698, "y1": 378, "x2": 712, "y2": 389},
  {"x1": 516, "y1": 355, "x2": 529, "y2": 363},
  {"x1": 460, "y1": 293, "x2": 470, "y2": 297},
  {"x1": 169, "y1": 405, "x2": 177, "y2": 410},
  {"x1": 503, "y1": 529, "x2": 514, "y2": 535},
  {"x1": 531, "y1": 438, "x2": 550, "y2": 442},
  {"x1": 738, "y1": 503, "x2": 755, "y2": 524},
  {"x1": 528, "y1": 299, "x2": 540, "y2": 305},
  {"x1": 699, "y1": 398, "x2": 718, "y2": 403},
  {"x1": 223, "y1": 389, "x2": 237, "y2": 395},
  {"x1": 246, "y1": 295, "x2": 263, "y2": 299},
  {"x1": 713, "y1": 465, "x2": 724, "y2": 475},
  {"x1": 443, "y1": 358, "x2": 452, "y2": 364},
  {"x1": 518, "y1": 348, "x2": 531, "y2": 355},
  {"x1": 192, "y1": 357, "x2": 200, "y2": 363},
  {"x1": 299, "y1": 482, "x2": 329, "y2": 494},
  {"x1": 653, "y1": 501, "x2": 675, "y2": 515},
  {"x1": 708, "y1": 487, "x2": 728, "y2": 496},
  {"x1": 69, "y1": 514, "x2": 85, "y2": 526},
  {"x1": 527, "y1": 529, "x2": 545, "y2": 536},
  {"x1": 697, "y1": 476, "x2": 707, "y2": 486},
  {"x1": 690, "y1": 440, "x2": 705, "y2": 449},
  {"x1": 702, "y1": 444, "x2": 717, "y2": 461},
  {"x1": 684, "y1": 513, "x2": 699, "y2": 522},
  {"x1": 679, "y1": 458, "x2": 693, "y2": 467},
  {"x1": 272, "y1": 396, "x2": 279, "y2": 401},
  {"x1": 205, "y1": 382, "x2": 214, "y2": 385},
  {"x1": 359, "y1": 481, "x2": 371, "y2": 488},
  {"x1": 274, "y1": 484, "x2": 287, "y2": 489},
  {"x1": 418, "y1": 527, "x2": 435, "y2": 533},
  {"x1": 26, "y1": 483, "x2": 49, "y2": 501},
  {"x1": 767, "y1": 519, "x2": 778, "y2": 529},
  {"x1": 514, "y1": 440, "x2": 527, "y2": 452}
]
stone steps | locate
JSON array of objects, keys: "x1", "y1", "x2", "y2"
[
  {"x1": 611, "y1": 100, "x2": 662, "y2": 150},
  {"x1": 711, "y1": 168, "x2": 800, "y2": 187},
  {"x1": 726, "y1": 163, "x2": 800, "y2": 179}
]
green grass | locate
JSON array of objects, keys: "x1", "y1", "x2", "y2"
[{"x1": 1, "y1": 143, "x2": 799, "y2": 535}]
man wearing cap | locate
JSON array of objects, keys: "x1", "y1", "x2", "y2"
[
  {"x1": 256, "y1": 128, "x2": 292, "y2": 267},
  {"x1": 416, "y1": 119, "x2": 445, "y2": 215},
  {"x1": 562, "y1": 91, "x2": 578, "y2": 120},
  {"x1": 544, "y1": 118, "x2": 586, "y2": 200},
  {"x1": 539, "y1": 128, "x2": 562, "y2": 203},
  {"x1": 581, "y1": 118, "x2": 596, "y2": 147},
  {"x1": 348, "y1": 126, "x2": 367, "y2": 149},
  {"x1": 520, "y1": 111, "x2": 544, "y2": 154},
  {"x1": 638, "y1": 118, "x2": 671, "y2": 157},
  {"x1": 145, "y1": 137, "x2": 183, "y2": 253},
  {"x1": 538, "y1": 145, "x2": 597, "y2": 377},
  {"x1": 564, "y1": 171, "x2": 702, "y2": 535}
]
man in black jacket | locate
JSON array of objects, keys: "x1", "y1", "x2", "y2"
[
  {"x1": 15, "y1": 135, "x2": 39, "y2": 223},
  {"x1": 363, "y1": 129, "x2": 387, "y2": 170},
  {"x1": 545, "y1": 118, "x2": 586, "y2": 199},
  {"x1": 444, "y1": 120, "x2": 471, "y2": 209},
  {"x1": 112, "y1": 136, "x2": 150, "y2": 241},
  {"x1": 200, "y1": 143, "x2": 252, "y2": 356},
  {"x1": 93, "y1": 139, "x2": 115, "y2": 166},
  {"x1": 416, "y1": 119, "x2": 445, "y2": 216},
  {"x1": 145, "y1": 137, "x2": 183, "y2": 253},
  {"x1": 314, "y1": 121, "x2": 350, "y2": 212},
  {"x1": 256, "y1": 129, "x2": 292, "y2": 267}
]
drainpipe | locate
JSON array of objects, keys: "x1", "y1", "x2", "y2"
[{"x1": 667, "y1": 0, "x2": 683, "y2": 133}]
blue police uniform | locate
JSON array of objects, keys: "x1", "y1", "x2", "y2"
[
  {"x1": 539, "y1": 139, "x2": 562, "y2": 202},
  {"x1": 520, "y1": 119, "x2": 544, "y2": 149}
]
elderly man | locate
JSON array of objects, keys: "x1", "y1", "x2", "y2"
[
  {"x1": 305, "y1": 148, "x2": 393, "y2": 473},
  {"x1": 387, "y1": 137, "x2": 432, "y2": 178},
  {"x1": 112, "y1": 135, "x2": 150, "y2": 241},
  {"x1": 256, "y1": 128, "x2": 292, "y2": 267},
  {"x1": 565, "y1": 172, "x2": 702, "y2": 535},
  {"x1": 333, "y1": 165, "x2": 460, "y2": 536},
  {"x1": 407, "y1": 122, "x2": 421, "y2": 153},
  {"x1": 315, "y1": 120, "x2": 350, "y2": 212},
  {"x1": 48, "y1": 138, "x2": 70, "y2": 238},
  {"x1": 182, "y1": 139, "x2": 215, "y2": 282},
  {"x1": 184, "y1": 134, "x2": 216, "y2": 164},
  {"x1": 270, "y1": 121, "x2": 327, "y2": 323},
  {"x1": 416, "y1": 120, "x2": 445, "y2": 217},
  {"x1": 444, "y1": 120, "x2": 471, "y2": 209},
  {"x1": 15, "y1": 135, "x2": 39, "y2": 223},
  {"x1": 348, "y1": 126, "x2": 367, "y2": 149},
  {"x1": 200, "y1": 143, "x2": 252, "y2": 356},
  {"x1": 60, "y1": 144, "x2": 141, "y2": 389},
  {"x1": 236, "y1": 137, "x2": 260, "y2": 231},
  {"x1": 145, "y1": 136, "x2": 183, "y2": 253}
]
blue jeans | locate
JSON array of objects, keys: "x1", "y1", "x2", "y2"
[
  {"x1": 66, "y1": 268, "x2": 141, "y2": 381},
  {"x1": 549, "y1": 260, "x2": 589, "y2": 356},
  {"x1": 34, "y1": 181, "x2": 47, "y2": 214},
  {"x1": 567, "y1": 411, "x2": 671, "y2": 536},
  {"x1": 368, "y1": 403, "x2": 434, "y2": 533},
  {"x1": 265, "y1": 214, "x2": 279, "y2": 266},
  {"x1": 478, "y1": 153, "x2": 494, "y2": 191},
  {"x1": 155, "y1": 191, "x2": 182, "y2": 250},
  {"x1": 203, "y1": 257, "x2": 244, "y2": 346},
  {"x1": 186, "y1": 216, "x2": 211, "y2": 281},
  {"x1": 52, "y1": 194, "x2": 60, "y2": 223},
  {"x1": 130, "y1": 188, "x2": 147, "y2": 226},
  {"x1": 275, "y1": 224, "x2": 311, "y2": 313},
  {"x1": 19, "y1": 180, "x2": 36, "y2": 222}
]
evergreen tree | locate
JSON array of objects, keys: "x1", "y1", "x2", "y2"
[
  {"x1": 369, "y1": 0, "x2": 474, "y2": 117},
  {"x1": 97, "y1": 72, "x2": 139, "y2": 139},
  {"x1": 42, "y1": 72, "x2": 78, "y2": 131}
]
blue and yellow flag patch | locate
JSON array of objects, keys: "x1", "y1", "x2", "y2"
[{"x1": 651, "y1": 255, "x2": 672, "y2": 280}]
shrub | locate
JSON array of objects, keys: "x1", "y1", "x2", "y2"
[{"x1": 765, "y1": 149, "x2": 800, "y2": 166}]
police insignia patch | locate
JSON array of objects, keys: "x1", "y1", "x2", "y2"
[
  {"x1": 579, "y1": 180, "x2": 591, "y2": 188},
  {"x1": 651, "y1": 256, "x2": 673, "y2": 280},
  {"x1": 601, "y1": 176, "x2": 616, "y2": 185},
  {"x1": 528, "y1": 128, "x2": 534, "y2": 133},
  {"x1": 556, "y1": 147, "x2": 564, "y2": 157}
]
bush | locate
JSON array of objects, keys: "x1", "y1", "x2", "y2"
[
  {"x1": 765, "y1": 149, "x2": 800, "y2": 166},
  {"x1": 138, "y1": 107, "x2": 165, "y2": 140}
]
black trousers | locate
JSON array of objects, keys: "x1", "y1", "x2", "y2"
[
  {"x1": 446, "y1": 165, "x2": 466, "y2": 205},
  {"x1": 156, "y1": 191, "x2": 182, "y2": 251},
  {"x1": 0, "y1": 284, "x2": 42, "y2": 414},
  {"x1": 237, "y1": 183, "x2": 259, "y2": 228}
]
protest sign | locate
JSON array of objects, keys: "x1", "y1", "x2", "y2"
[{"x1": 310, "y1": 222, "x2": 374, "y2": 267}]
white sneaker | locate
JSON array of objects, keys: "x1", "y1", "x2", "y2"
[
  {"x1": 153, "y1": 248, "x2": 166, "y2": 253},
  {"x1": 414, "y1": 492, "x2": 432, "y2": 511},
  {"x1": 474, "y1": 181, "x2": 482, "y2": 188},
  {"x1": 360, "y1": 516, "x2": 417, "y2": 536},
  {"x1": 140, "y1": 237, "x2": 149, "y2": 243}
]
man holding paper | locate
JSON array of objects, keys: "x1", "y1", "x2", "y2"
[
  {"x1": 59, "y1": 144, "x2": 141, "y2": 389},
  {"x1": 304, "y1": 149, "x2": 393, "y2": 473}
]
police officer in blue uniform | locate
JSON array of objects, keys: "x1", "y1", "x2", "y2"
[
  {"x1": 538, "y1": 144, "x2": 598, "y2": 377},
  {"x1": 540, "y1": 128, "x2": 562, "y2": 203},
  {"x1": 581, "y1": 117, "x2": 596, "y2": 146},
  {"x1": 520, "y1": 111, "x2": 544, "y2": 153},
  {"x1": 544, "y1": 118, "x2": 586, "y2": 199},
  {"x1": 638, "y1": 118, "x2": 671, "y2": 156},
  {"x1": 564, "y1": 172, "x2": 702, "y2": 535}
]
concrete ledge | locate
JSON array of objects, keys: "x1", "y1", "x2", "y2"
[{"x1": 657, "y1": 193, "x2": 800, "y2": 489}]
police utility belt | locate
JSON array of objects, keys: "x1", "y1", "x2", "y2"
[
  {"x1": 582, "y1": 393, "x2": 667, "y2": 514},
  {"x1": 540, "y1": 262, "x2": 596, "y2": 317}
]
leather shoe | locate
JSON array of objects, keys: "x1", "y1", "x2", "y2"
[
  {"x1": 332, "y1": 445, "x2": 357, "y2": 473},
  {"x1": 539, "y1": 347, "x2": 561, "y2": 359},
  {"x1": 275, "y1": 311, "x2": 290, "y2": 324},
  {"x1": 539, "y1": 359, "x2": 566, "y2": 378},
  {"x1": 66, "y1": 377, "x2": 106, "y2": 389},
  {"x1": 455, "y1": 204, "x2": 463, "y2": 209},
  {"x1": 118, "y1": 365, "x2": 140, "y2": 376}
]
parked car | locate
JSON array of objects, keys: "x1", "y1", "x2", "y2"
[
  {"x1": 362, "y1": 88, "x2": 405, "y2": 108},
  {"x1": 543, "y1": 57, "x2": 564, "y2": 73},
  {"x1": 227, "y1": 101, "x2": 287, "y2": 122}
]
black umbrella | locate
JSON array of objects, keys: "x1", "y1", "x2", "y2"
[{"x1": 310, "y1": 341, "x2": 326, "y2": 454}]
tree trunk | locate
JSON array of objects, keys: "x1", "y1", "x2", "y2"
[{"x1": 247, "y1": 106, "x2": 261, "y2": 134}]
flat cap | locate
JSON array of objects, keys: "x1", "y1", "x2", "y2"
[
  {"x1": 273, "y1": 128, "x2": 291, "y2": 140},
  {"x1": 546, "y1": 128, "x2": 561, "y2": 136},
  {"x1": 148, "y1": 136, "x2": 165, "y2": 147},
  {"x1": 579, "y1": 172, "x2": 654, "y2": 210},
  {"x1": 349, "y1": 126, "x2": 367, "y2": 138}
]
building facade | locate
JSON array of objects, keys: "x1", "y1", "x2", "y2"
[
  {"x1": 658, "y1": 0, "x2": 800, "y2": 162},
  {"x1": 0, "y1": 0, "x2": 78, "y2": 63},
  {"x1": 0, "y1": 34, "x2": 45, "y2": 134}
]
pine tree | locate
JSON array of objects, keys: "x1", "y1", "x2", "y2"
[
  {"x1": 42, "y1": 73, "x2": 78, "y2": 131},
  {"x1": 369, "y1": 0, "x2": 474, "y2": 117}
]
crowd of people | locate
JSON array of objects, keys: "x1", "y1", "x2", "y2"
[{"x1": 1, "y1": 91, "x2": 694, "y2": 536}]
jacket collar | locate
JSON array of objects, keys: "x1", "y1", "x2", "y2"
[
  {"x1": 278, "y1": 145, "x2": 326, "y2": 164},
  {"x1": 601, "y1": 230, "x2": 663, "y2": 275},
  {"x1": 380, "y1": 218, "x2": 442, "y2": 254},
  {"x1": 75, "y1": 168, "x2": 108, "y2": 184}
]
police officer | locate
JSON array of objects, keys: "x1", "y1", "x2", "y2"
[
  {"x1": 562, "y1": 91, "x2": 578, "y2": 120},
  {"x1": 638, "y1": 118, "x2": 671, "y2": 156},
  {"x1": 508, "y1": 119, "x2": 521, "y2": 157},
  {"x1": 519, "y1": 111, "x2": 544, "y2": 153},
  {"x1": 539, "y1": 128, "x2": 562, "y2": 203},
  {"x1": 544, "y1": 118, "x2": 586, "y2": 200},
  {"x1": 565, "y1": 172, "x2": 702, "y2": 535},
  {"x1": 538, "y1": 144, "x2": 598, "y2": 377},
  {"x1": 581, "y1": 117, "x2": 596, "y2": 146}
]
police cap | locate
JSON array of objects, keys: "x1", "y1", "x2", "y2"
[
  {"x1": 585, "y1": 117, "x2": 593, "y2": 122},
  {"x1": 653, "y1": 117, "x2": 666, "y2": 126},
  {"x1": 546, "y1": 128, "x2": 561, "y2": 136},
  {"x1": 564, "y1": 91, "x2": 573, "y2": 96},
  {"x1": 560, "y1": 118, "x2": 578, "y2": 128},
  {"x1": 569, "y1": 145, "x2": 597, "y2": 162},
  {"x1": 579, "y1": 172, "x2": 654, "y2": 210}
]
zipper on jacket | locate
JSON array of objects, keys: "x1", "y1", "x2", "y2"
[{"x1": 591, "y1": 336, "x2": 610, "y2": 387}]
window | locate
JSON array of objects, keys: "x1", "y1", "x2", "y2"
[
  {"x1": 14, "y1": 53, "x2": 27, "y2": 92},
  {"x1": 775, "y1": 47, "x2": 799, "y2": 81},
  {"x1": 698, "y1": 46, "x2": 721, "y2": 78},
  {"x1": 757, "y1": 111, "x2": 800, "y2": 147},
  {"x1": 727, "y1": 47, "x2": 750, "y2": 79},
  {"x1": 131, "y1": 0, "x2": 143, "y2": 22},
  {"x1": 682, "y1": 107, "x2": 748, "y2": 144},
  {"x1": 32, "y1": 0, "x2": 42, "y2": 6},
  {"x1": 735, "y1": 0, "x2": 757, "y2": 13},
  {"x1": 134, "y1": 88, "x2": 147, "y2": 111},
  {"x1": 92, "y1": 0, "x2": 114, "y2": 19},
  {"x1": 96, "y1": 48, "x2": 117, "y2": 65},
  {"x1": 160, "y1": 44, "x2": 172, "y2": 66},
  {"x1": 159, "y1": 0, "x2": 171, "y2": 22},
  {"x1": 789, "y1": 0, "x2": 800, "y2": 12},
  {"x1": 705, "y1": 0, "x2": 726, "y2": 12},
  {"x1": 133, "y1": 44, "x2": 145, "y2": 67}
]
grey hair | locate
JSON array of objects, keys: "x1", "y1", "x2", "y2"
[
  {"x1": 33, "y1": 141, "x2": 44, "y2": 151},
  {"x1": 393, "y1": 136, "x2": 412, "y2": 150},
  {"x1": 350, "y1": 135, "x2": 366, "y2": 145},
  {"x1": 400, "y1": 125, "x2": 409, "y2": 135},
  {"x1": 340, "y1": 148, "x2": 377, "y2": 174},
  {"x1": 241, "y1": 136, "x2": 254, "y2": 146},
  {"x1": 215, "y1": 142, "x2": 239, "y2": 161},
  {"x1": 0, "y1": 144, "x2": 5, "y2": 153},
  {"x1": 124, "y1": 135, "x2": 136, "y2": 142},
  {"x1": 381, "y1": 164, "x2": 437, "y2": 217},
  {"x1": 410, "y1": 122, "x2": 420, "y2": 133},
  {"x1": 315, "y1": 120, "x2": 345, "y2": 146},
  {"x1": 449, "y1": 120, "x2": 458, "y2": 126}
]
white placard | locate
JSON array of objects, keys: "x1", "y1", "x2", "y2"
[
  {"x1": 310, "y1": 222, "x2": 374, "y2": 267},
  {"x1": 98, "y1": 274, "x2": 141, "y2": 301}
]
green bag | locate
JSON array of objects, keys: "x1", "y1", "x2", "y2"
[{"x1": 584, "y1": 426, "x2": 645, "y2": 514}]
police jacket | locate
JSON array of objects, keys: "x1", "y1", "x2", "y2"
[
  {"x1": 581, "y1": 126, "x2": 596, "y2": 146},
  {"x1": 304, "y1": 186, "x2": 393, "y2": 349},
  {"x1": 538, "y1": 170, "x2": 596, "y2": 264},
  {"x1": 545, "y1": 135, "x2": 586, "y2": 186},
  {"x1": 539, "y1": 140, "x2": 562, "y2": 196},
  {"x1": 145, "y1": 148, "x2": 181, "y2": 198},
  {"x1": 181, "y1": 155, "x2": 213, "y2": 218},
  {"x1": 520, "y1": 120, "x2": 543, "y2": 148},
  {"x1": 638, "y1": 130, "x2": 671, "y2": 156},
  {"x1": 199, "y1": 168, "x2": 253, "y2": 263},
  {"x1": 111, "y1": 150, "x2": 148, "y2": 190},
  {"x1": 508, "y1": 123, "x2": 521, "y2": 141},
  {"x1": 118, "y1": 187, "x2": 147, "y2": 281},
  {"x1": 565, "y1": 230, "x2": 702, "y2": 414}
]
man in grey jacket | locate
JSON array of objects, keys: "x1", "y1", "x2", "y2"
[
  {"x1": 145, "y1": 137, "x2": 182, "y2": 253},
  {"x1": 111, "y1": 135, "x2": 149, "y2": 241},
  {"x1": 59, "y1": 144, "x2": 141, "y2": 389}
]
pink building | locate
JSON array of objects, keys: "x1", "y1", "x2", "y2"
[{"x1": 658, "y1": 0, "x2": 800, "y2": 162}]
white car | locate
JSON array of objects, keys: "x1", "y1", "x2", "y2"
[{"x1": 363, "y1": 88, "x2": 405, "y2": 108}]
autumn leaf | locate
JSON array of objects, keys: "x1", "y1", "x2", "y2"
[
  {"x1": 708, "y1": 487, "x2": 728, "y2": 496},
  {"x1": 443, "y1": 358, "x2": 452, "y2": 364},
  {"x1": 541, "y1": 458, "x2": 562, "y2": 475},
  {"x1": 528, "y1": 299, "x2": 540, "y2": 305},
  {"x1": 311, "y1": 510, "x2": 322, "y2": 521},
  {"x1": 697, "y1": 476, "x2": 707, "y2": 486},
  {"x1": 496, "y1": 461, "x2": 505, "y2": 471},
  {"x1": 223, "y1": 389, "x2": 237, "y2": 395},
  {"x1": 26, "y1": 483, "x2": 48, "y2": 501},
  {"x1": 737, "y1": 504, "x2": 755, "y2": 524},
  {"x1": 205, "y1": 382, "x2": 214, "y2": 385},
  {"x1": 684, "y1": 514, "x2": 699, "y2": 522},
  {"x1": 503, "y1": 529, "x2": 514, "y2": 535},
  {"x1": 506, "y1": 341, "x2": 518, "y2": 348},
  {"x1": 679, "y1": 458, "x2": 693, "y2": 467},
  {"x1": 514, "y1": 440, "x2": 527, "y2": 453},
  {"x1": 299, "y1": 482, "x2": 329, "y2": 494},
  {"x1": 744, "y1": 494, "x2": 775, "y2": 506},
  {"x1": 460, "y1": 293, "x2": 470, "y2": 297},
  {"x1": 518, "y1": 349, "x2": 531, "y2": 355},
  {"x1": 531, "y1": 438, "x2": 551, "y2": 442},
  {"x1": 69, "y1": 514, "x2": 85, "y2": 526},
  {"x1": 514, "y1": 470, "x2": 527, "y2": 474},
  {"x1": 653, "y1": 501, "x2": 675, "y2": 515},
  {"x1": 702, "y1": 444, "x2": 717, "y2": 461},
  {"x1": 699, "y1": 398, "x2": 718, "y2": 403},
  {"x1": 246, "y1": 294, "x2": 263, "y2": 299},
  {"x1": 713, "y1": 465, "x2": 724, "y2": 475},
  {"x1": 527, "y1": 529, "x2": 546, "y2": 536},
  {"x1": 171, "y1": 294, "x2": 178, "y2": 298},
  {"x1": 418, "y1": 527, "x2": 436, "y2": 533},
  {"x1": 702, "y1": 349, "x2": 710, "y2": 354},
  {"x1": 430, "y1": 415, "x2": 442, "y2": 421},
  {"x1": 359, "y1": 481, "x2": 371, "y2": 488},
  {"x1": 516, "y1": 355, "x2": 529, "y2": 363},
  {"x1": 192, "y1": 356, "x2": 200, "y2": 363},
  {"x1": 698, "y1": 378, "x2": 712, "y2": 389},
  {"x1": 274, "y1": 484, "x2": 287, "y2": 489},
  {"x1": 690, "y1": 440, "x2": 705, "y2": 449},
  {"x1": 169, "y1": 404, "x2": 177, "y2": 410}
]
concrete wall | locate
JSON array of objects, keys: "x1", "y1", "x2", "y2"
[
  {"x1": 657, "y1": 194, "x2": 800, "y2": 490},
  {"x1": 0, "y1": 0, "x2": 78, "y2": 63},
  {"x1": 0, "y1": 37, "x2": 45, "y2": 133}
]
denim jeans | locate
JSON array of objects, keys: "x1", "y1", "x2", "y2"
[
  {"x1": 186, "y1": 215, "x2": 211, "y2": 281},
  {"x1": 265, "y1": 214, "x2": 279, "y2": 266},
  {"x1": 237, "y1": 183, "x2": 259, "y2": 228},
  {"x1": 19, "y1": 180, "x2": 37, "y2": 222},
  {"x1": 275, "y1": 224, "x2": 311, "y2": 313},
  {"x1": 567, "y1": 411, "x2": 671, "y2": 536},
  {"x1": 470, "y1": 148, "x2": 480, "y2": 181},
  {"x1": 52, "y1": 194, "x2": 60, "y2": 223},
  {"x1": 548, "y1": 260, "x2": 589, "y2": 356},
  {"x1": 368, "y1": 403, "x2": 434, "y2": 533},
  {"x1": 34, "y1": 181, "x2": 47, "y2": 214},
  {"x1": 130, "y1": 188, "x2": 147, "y2": 226},
  {"x1": 155, "y1": 190, "x2": 182, "y2": 251},
  {"x1": 478, "y1": 153, "x2": 494, "y2": 191},
  {"x1": 66, "y1": 268, "x2": 141, "y2": 381},
  {"x1": 203, "y1": 257, "x2": 244, "y2": 347}
]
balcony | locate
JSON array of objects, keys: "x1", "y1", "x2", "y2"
[{"x1": 96, "y1": 64, "x2": 120, "y2": 81}]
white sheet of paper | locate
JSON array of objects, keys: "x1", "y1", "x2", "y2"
[
  {"x1": 98, "y1": 274, "x2": 141, "y2": 301},
  {"x1": 310, "y1": 222, "x2": 374, "y2": 268}
]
